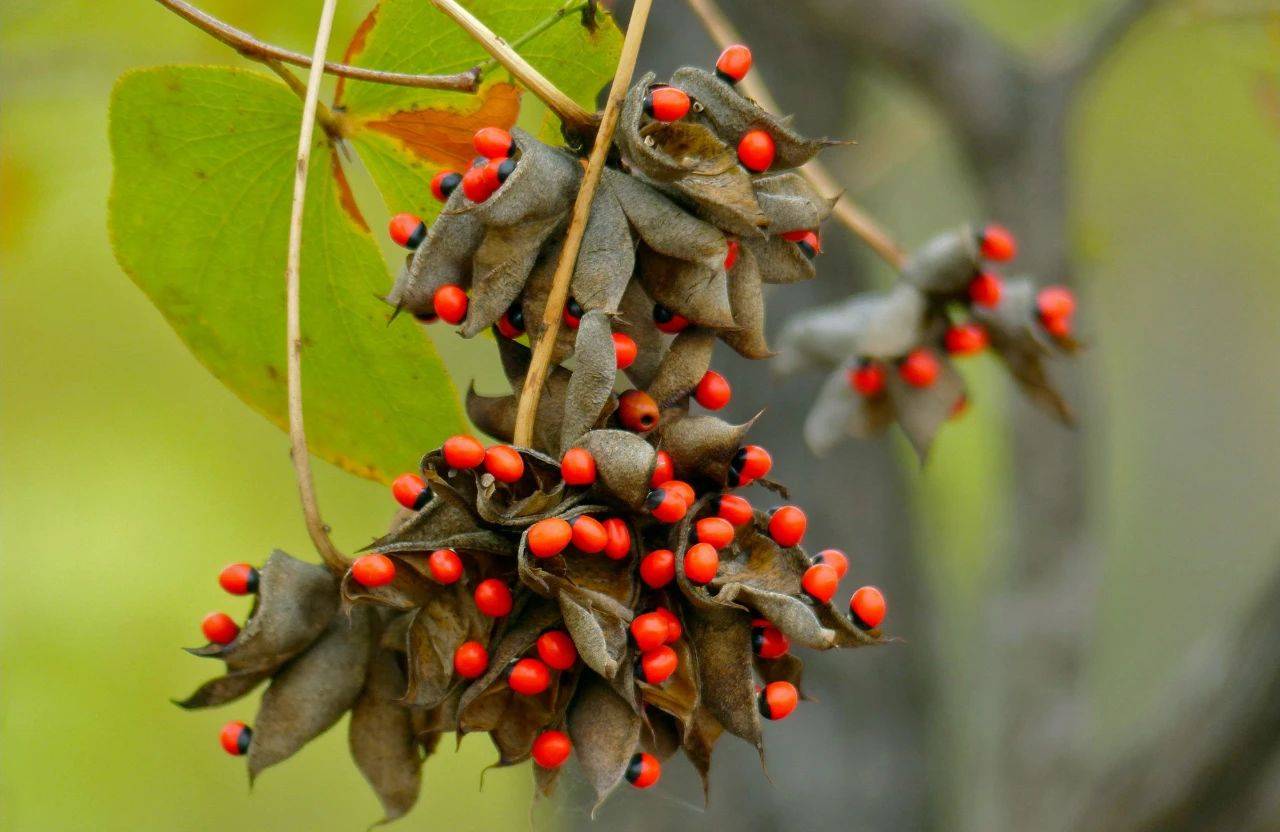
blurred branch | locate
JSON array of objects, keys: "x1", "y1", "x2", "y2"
[
  {"x1": 154, "y1": 0, "x2": 480, "y2": 92},
  {"x1": 1057, "y1": 0, "x2": 1165, "y2": 87}
]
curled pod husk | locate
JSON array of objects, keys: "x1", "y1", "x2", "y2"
[
  {"x1": 900, "y1": 225, "x2": 980, "y2": 295},
  {"x1": 646, "y1": 327, "x2": 717, "y2": 408},
  {"x1": 774, "y1": 282, "x2": 927, "y2": 375},
  {"x1": 719, "y1": 241, "x2": 772, "y2": 359},
  {"x1": 392, "y1": 188, "x2": 484, "y2": 316},
  {"x1": 743, "y1": 234, "x2": 816, "y2": 286},
  {"x1": 752, "y1": 171, "x2": 838, "y2": 235},
  {"x1": 637, "y1": 247, "x2": 735, "y2": 328}
]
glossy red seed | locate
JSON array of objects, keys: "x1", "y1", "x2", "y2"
[
  {"x1": 724, "y1": 238, "x2": 740, "y2": 270},
  {"x1": 646, "y1": 488, "x2": 688, "y2": 524},
  {"x1": 536, "y1": 630, "x2": 579, "y2": 671},
  {"x1": 352, "y1": 554, "x2": 396, "y2": 587},
  {"x1": 738, "y1": 130, "x2": 776, "y2": 172},
  {"x1": 508, "y1": 658, "x2": 551, "y2": 695},
  {"x1": 473, "y1": 126, "x2": 514, "y2": 159},
  {"x1": 945, "y1": 323, "x2": 988, "y2": 356},
  {"x1": 560, "y1": 448, "x2": 597, "y2": 486},
  {"x1": 650, "y1": 450, "x2": 674, "y2": 486},
  {"x1": 639, "y1": 645, "x2": 678, "y2": 685},
  {"x1": 664, "y1": 480, "x2": 696, "y2": 507},
  {"x1": 1042, "y1": 313, "x2": 1072, "y2": 338},
  {"x1": 484, "y1": 445, "x2": 525, "y2": 483},
  {"x1": 631, "y1": 612, "x2": 671, "y2": 652},
  {"x1": 796, "y1": 231, "x2": 822, "y2": 259},
  {"x1": 562, "y1": 297, "x2": 583, "y2": 329},
  {"x1": 391, "y1": 473, "x2": 429, "y2": 510},
  {"x1": 532, "y1": 730, "x2": 572, "y2": 768},
  {"x1": 969, "y1": 272, "x2": 1003, "y2": 308},
  {"x1": 696, "y1": 517, "x2": 735, "y2": 550},
  {"x1": 626, "y1": 752, "x2": 661, "y2": 788},
  {"x1": 570, "y1": 515, "x2": 608, "y2": 554},
  {"x1": 640, "y1": 549, "x2": 676, "y2": 588},
  {"x1": 442, "y1": 434, "x2": 485, "y2": 469},
  {"x1": 461, "y1": 165, "x2": 494, "y2": 202},
  {"x1": 645, "y1": 86, "x2": 691, "y2": 121},
  {"x1": 427, "y1": 548, "x2": 463, "y2": 584},
  {"x1": 618, "y1": 390, "x2": 660, "y2": 433},
  {"x1": 752, "y1": 620, "x2": 789, "y2": 659},
  {"x1": 388, "y1": 213, "x2": 425, "y2": 249},
  {"x1": 899, "y1": 349, "x2": 940, "y2": 388},
  {"x1": 684, "y1": 542, "x2": 720, "y2": 585},
  {"x1": 474, "y1": 579, "x2": 513, "y2": 617},
  {"x1": 813, "y1": 549, "x2": 849, "y2": 579},
  {"x1": 769, "y1": 505, "x2": 807, "y2": 547},
  {"x1": 202, "y1": 612, "x2": 239, "y2": 645},
  {"x1": 850, "y1": 586, "x2": 887, "y2": 630},
  {"x1": 731, "y1": 445, "x2": 772, "y2": 487},
  {"x1": 218, "y1": 562, "x2": 258, "y2": 595},
  {"x1": 430, "y1": 169, "x2": 461, "y2": 202},
  {"x1": 652, "y1": 303, "x2": 689, "y2": 334},
  {"x1": 849, "y1": 362, "x2": 887, "y2": 397},
  {"x1": 716, "y1": 44, "x2": 753, "y2": 83},
  {"x1": 980, "y1": 223, "x2": 1017, "y2": 261},
  {"x1": 759, "y1": 681, "x2": 798, "y2": 720},
  {"x1": 715, "y1": 494, "x2": 753, "y2": 526},
  {"x1": 496, "y1": 309, "x2": 523, "y2": 339},
  {"x1": 220, "y1": 721, "x2": 251, "y2": 756},
  {"x1": 694, "y1": 371, "x2": 731, "y2": 410},
  {"x1": 453, "y1": 641, "x2": 489, "y2": 678},
  {"x1": 613, "y1": 332, "x2": 637, "y2": 370},
  {"x1": 528, "y1": 518, "x2": 573, "y2": 558},
  {"x1": 654, "y1": 606, "x2": 682, "y2": 642},
  {"x1": 1037, "y1": 286, "x2": 1076, "y2": 321},
  {"x1": 433, "y1": 284, "x2": 468, "y2": 324},
  {"x1": 801, "y1": 563, "x2": 839, "y2": 603},
  {"x1": 603, "y1": 518, "x2": 631, "y2": 560}
]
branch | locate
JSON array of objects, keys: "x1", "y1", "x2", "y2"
[
  {"x1": 684, "y1": 0, "x2": 907, "y2": 270},
  {"x1": 155, "y1": 0, "x2": 479, "y2": 93},
  {"x1": 285, "y1": 0, "x2": 348, "y2": 574},
  {"x1": 512, "y1": 0, "x2": 654, "y2": 446},
  {"x1": 1057, "y1": 0, "x2": 1164, "y2": 86},
  {"x1": 430, "y1": 0, "x2": 597, "y2": 133}
]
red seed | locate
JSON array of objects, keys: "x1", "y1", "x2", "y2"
[
  {"x1": 218, "y1": 562, "x2": 258, "y2": 595},
  {"x1": 849, "y1": 361, "x2": 887, "y2": 397},
  {"x1": 758, "y1": 680, "x2": 798, "y2": 720},
  {"x1": 751, "y1": 619, "x2": 789, "y2": 659},
  {"x1": 714, "y1": 494, "x2": 753, "y2": 527},
  {"x1": 716, "y1": 44, "x2": 753, "y2": 83},
  {"x1": 532, "y1": 730, "x2": 572, "y2": 769},
  {"x1": 639, "y1": 644, "x2": 678, "y2": 685},
  {"x1": 684, "y1": 542, "x2": 720, "y2": 585},
  {"x1": 618, "y1": 390, "x2": 660, "y2": 433},
  {"x1": 430, "y1": 170, "x2": 462, "y2": 202},
  {"x1": 640, "y1": 549, "x2": 676, "y2": 588},
  {"x1": 613, "y1": 332, "x2": 637, "y2": 370},
  {"x1": 352, "y1": 554, "x2": 396, "y2": 588},
  {"x1": 1037, "y1": 286, "x2": 1076, "y2": 322},
  {"x1": 644, "y1": 86, "x2": 691, "y2": 122},
  {"x1": 388, "y1": 213, "x2": 425, "y2": 249},
  {"x1": 969, "y1": 272, "x2": 1003, "y2": 308},
  {"x1": 738, "y1": 130, "x2": 776, "y2": 172},
  {"x1": 653, "y1": 606, "x2": 682, "y2": 642},
  {"x1": 473, "y1": 126, "x2": 514, "y2": 159},
  {"x1": 795, "y1": 231, "x2": 821, "y2": 259},
  {"x1": 979, "y1": 223, "x2": 1017, "y2": 261},
  {"x1": 433, "y1": 284, "x2": 469, "y2": 324},
  {"x1": 562, "y1": 297, "x2": 583, "y2": 329},
  {"x1": 813, "y1": 549, "x2": 849, "y2": 579},
  {"x1": 724, "y1": 238, "x2": 740, "y2": 271},
  {"x1": 694, "y1": 371, "x2": 731, "y2": 410},
  {"x1": 220, "y1": 721, "x2": 251, "y2": 756},
  {"x1": 631, "y1": 612, "x2": 671, "y2": 652},
  {"x1": 850, "y1": 585, "x2": 887, "y2": 630},
  {"x1": 536, "y1": 630, "x2": 579, "y2": 671},
  {"x1": 646, "y1": 488, "x2": 688, "y2": 524},
  {"x1": 653, "y1": 303, "x2": 690, "y2": 334},
  {"x1": 625, "y1": 752, "x2": 661, "y2": 788},
  {"x1": 484, "y1": 445, "x2": 525, "y2": 483},
  {"x1": 481, "y1": 157, "x2": 506, "y2": 191},
  {"x1": 801, "y1": 563, "x2": 839, "y2": 603},
  {"x1": 650, "y1": 450, "x2": 674, "y2": 486},
  {"x1": 560, "y1": 448, "x2": 597, "y2": 486},
  {"x1": 664, "y1": 480, "x2": 696, "y2": 508},
  {"x1": 427, "y1": 548, "x2": 463, "y2": 584},
  {"x1": 729, "y1": 445, "x2": 772, "y2": 487},
  {"x1": 1041, "y1": 313, "x2": 1072, "y2": 338},
  {"x1": 899, "y1": 349, "x2": 940, "y2": 388},
  {"x1": 768, "y1": 505, "x2": 807, "y2": 547},
  {"x1": 496, "y1": 306, "x2": 524, "y2": 339},
  {"x1": 474, "y1": 579, "x2": 513, "y2": 617},
  {"x1": 696, "y1": 517, "x2": 735, "y2": 550},
  {"x1": 202, "y1": 612, "x2": 239, "y2": 645},
  {"x1": 570, "y1": 516, "x2": 608, "y2": 554},
  {"x1": 603, "y1": 518, "x2": 632, "y2": 560},
  {"x1": 528, "y1": 518, "x2": 573, "y2": 559},
  {"x1": 442, "y1": 434, "x2": 485, "y2": 469},
  {"x1": 391, "y1": 473, "x2": 429, "y2": 510},
  {"x1": 508, "y1": 658, "x2": 551, "y2": 695},
  {"x1": 944, "y1": 323, "x2": 988, "y2": 356},
  {"x1": 453, "y1": 641, "x2": 489, "y2": 678},
  {"x1": 461, "y1": 165, "x2": 494, "y2": 202}
]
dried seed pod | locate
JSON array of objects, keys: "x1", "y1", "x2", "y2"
[
  {"x1": 719, "y1": 242, "x2": 772, "y2": 359},
  {"x1": 752, "y1": 171, "x2": 838, "y2": 234},
  {"x1": 392, "y1": 188, "x2": 484, "y2": 316}
]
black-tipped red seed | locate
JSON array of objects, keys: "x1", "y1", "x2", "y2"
[
  {"x1": 757, "y1": 681, "x2": 798, "y2": 720},
  {"x1": 218, "y1": 562, "x2": 259, "y2": 595},
  {"x1": 220, "y1": 720, "x2": 252, "y2": 755},
  {"x1": 643, "y1": 86, "x2": 692, "y2": 122},
  {"x1": 430, "y1": 170, "x2": 462, "y2": 202},
  {"x1": 388, "y1": 213, "x2": 426, "y2": 249},
  {"x1": 626, "y1": 752, "x2": 661, "y2": 788},
  {"x1": 716, "y1": 44, "x2": 753, "y2": 84},
  {"x1": 652, "y1": 303, "x2": 689, "y2": 334},
  {"x1": 563, "y1": 297, "x2": 583, "y2": 329}
]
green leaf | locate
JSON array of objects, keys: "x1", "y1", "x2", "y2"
[{"x1": 109, "y1": 66, "x2": 464, "y2": 484}]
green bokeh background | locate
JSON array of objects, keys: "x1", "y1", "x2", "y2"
[{"x1": 3, "y1": 1, "x2": 1279, "y2": 830}]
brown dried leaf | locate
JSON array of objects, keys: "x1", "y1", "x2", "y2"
[
  {"x1": 900, "y1": 226, "x2": 980, "y2": 295},
  {"x1": 349, "y1": 648, "x2": 422, "y2": 823},
  {"x1": 605, "y1": 168, "x2": 727, "y2": 273},
  {"x1": 639, "y1": 634, "x2": 698, "y2": 730},
  {"x1": 972, "y1": 279, "x2": 1075, "y2": 424},
  {"x1": 405, "y1": 581, "x2": 489, "y2": 708},
  {"x1": 571, "y1": 183, "x2": 635, "y2": 314},
  {"x1": 612, "y1": 278, "x2": 666, "y2": 390},
  {"x1": 754, "y1": 653, "x2": 807, "y2": 697},
  {"x1": 659, "y1": 412, "x2": 756, "y2": 486},
  {"x1": 886, "y1": 353, "x2": 967, "y2": 461},
  {"x1": 342, "y1": 557, "x2": 434, "y2": 612},
  {"x1": 370, "y1": 497, "x2": 514, "y2": 558},
  {"x1": 642, "y1": 708, "x2": 683, "y2": 761},
  {"x1": 520, "y1": 243, "x2": 581, "y2": 371},
  {"x1": 174, "y1": 667, "x2": 270, "y2": 710},
  {"x1": 466, "y1": 128, "x2": 581, "y2": 226},
  {"x1": 682, "y1": 705, "x2": 724, "y2": 802},
  {"x1": 567, "y1": 672, "x2": 643, "y2": 812},
  {"x1": 645, "y1": 327, "x2": 716, "y2": 408},
  {"x1": 560, "y1": 311, "x2": 620, "y2": 455},
  {"x1": 774, "y1": 282, "x2": 927, "y2": 375},
  {"x1": 457, "y1": 597, "x2": 561, "y2": 719}
]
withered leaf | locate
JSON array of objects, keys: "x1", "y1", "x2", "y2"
[
  {"x1": 461, "y1": 213, "x2": 564, "y2": 337},
  {"x1": 520, "y1": 244, "x2": 581, "y2": 374},
  {"x1": 900, "y1": 226, "x2": 980, "y2": 295},
  {"x1": 576, "y1": 429, "x2": 656, "y2": 507},
  {"x1": 743, "y1": 234, "x2": 815, "y2": 286},
  {"x1": 639, "y1": 634, "x2": 698, "y2": 730},
  {"x1": 456, "y1": 597, "x2": 561, "y2": 720},
  {"x1": 533, "y1": 670, "x2": 582, "y2": 798},
  {"x1": 405, "y1": 581, "x2": 489, "y2": 708},
  {"x1": 720, "y1": 243, "x2": 772, "y2": 359},
  {"x1": 605, "y1": 168, "x2": 727, "y2": 273},
  {"x1": 567, "y1": 672, "x2": 643, "y2": 812},
  {"x1": 560, "y1": 311, "x2": 620, "y2": 455},
  {"x1": 886, "y1": 353, "x2": 966, "y2": 461},
  {"x1": 646, "y1": 327, "x2": 716, "y2": 408},
  {"x1": 349, "y1": 648, "x2": 422, "y2": 824},
  {"x1": 642, "y1": 708, "x2": 683, "y2": 761},
  {"x1": 559, "y1": 590, "x2": 629, "y2": 682},
  {"x1": 752, "y1": 171, "x2": 837, "y2": 234},
  {"x1": 685, "y1": 605, "x2": 761, "y2": 749},
  {"x1": 465, "y1": 384, "x2": 517, "y2": 443},
  {"x1": 713, "y1": 528, "x2": 835, "y2": 649},
  {"x1": 804, "y1": 366, "x2": 893, "y2": 452},
  {"x1": 571, "y1": 183, "x2": 635, "y2": 314},
  {"x1": 392, "y1": 188, "x2": 483, "y2": 315},
  {"x1": 466, "y1": 128, "x2": 581, "y2": 226}
]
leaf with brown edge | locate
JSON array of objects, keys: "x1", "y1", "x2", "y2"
[
  {"x1": 900, "y1": 225, "x2": 981, "y2": 295},
  {"x1": 720, "y1": 242, "x2": 772, "y2": 359},
  {"x1": 350, "y1": 648, "x2": 423, "y2": 824},
  {"x1": 341, "y1": 557, "x2": 434, "y2": 612},
  {"x1": 405, "y1": 581, "x2": 490, "y2": 708},
  {"x1": 570, "y1": 183, "x2": 635, "y2": 314},
  {"x1": 886, "y1": 354, "x2": 966, "y2": 462},
  {"x1": 567, "y1": 672, "x2": 643, "y2": 813},
  {"x1": 646, "y1": 328, "x2": 717, "y2": 408},
  {"x1": 248, "y1": 605, "x2": 376, "y2": 780},
  {"x1": 461, "y1": 214, "x2": 564, "y2": 338},
  {"x1": 605, "y1": 169, "x2": 727, "y2": 273},
  {"x1": 612, "y1": 278, "x2": 666, "y2": 390},
  {"x1": 576, "y1": 429, "x2": 656, "y2": 507},
  {"x1": 560, "y1": 311, "x2": 619, "y2": 455},
  {"x1": 174, "y1": 668, "x2": 270, "y2": 710},
  {"x1": 392, "y1": 188, "x2": 484, "y2": 316},
  {"x1": 685, "y1": 605, "x2": 761, "y2": 750},
  {"x1": 638, "y1": 249, "x2": 734, "y2": 329},
  {"x1": 659, "y1": 412, "x2": 757, "y2": 486},
  {"x1": 752, "y1": 171, "x2": 838, "y2": 235},
  {"x1": 466, "y1": 384, "x2": 517, "y2": 443},
  {"x1": 743, "y1": 235, "x2": 815, "y2": 286}
]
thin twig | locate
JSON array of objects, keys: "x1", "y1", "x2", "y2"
[
  {"x1": 155, "y1": 0, "x2": 479, "y2": 93},
  {"x1": 476, "y1": 0, "x2": 592, "y2": 76},
  {"x1": 286, "y1": 0, "x2": 348, "y2": 574},
  {"x1": 262, "y1": 59, "x2": 345, "y2": 137},
  {"x1": 430, "y1": 0, "x2": 598, "y2": 133},
  {"x1": 512, "y1": 0, "x2": 654, "y2": 446},
  {"x1": 684, "y1": 0, "x2": 908, "y2": 270}
]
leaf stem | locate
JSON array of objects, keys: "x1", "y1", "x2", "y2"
[
  {"x1": 286, "y1": 0, "x2": 349, "y2": 574},
  {"x1": 154, "y1": 0, "x2": 480, "y2": 93},
  {"x1": 429, "y1": 0, "x2": 598, "y2": 132},
  {"x1": 512, "y1": 0, "x2": 654, "y2": 447},
  {"x1": 684, "y1": 0, "x2": 908, "y2": 270}
]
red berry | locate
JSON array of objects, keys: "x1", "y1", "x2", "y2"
[
  {"x1": 979, "y1": 223, "x2": 1017, "y2": 261},
  {"x1": 1037, "y1": 286, "x2": 1076, "y2": 335},
  {"x1": 899, "y1": 349, "x2": 940, "y2": 388},
  {"x1": 684, "y1": 542, "x2": 720, "y2": 585},
  {"x1": 644, "y1": 86, "x2": 691, "y2": 122},
  {"x1": 201, "y1": 612, "x2": 239, "y2": 645},
  {"x1": 795, "y1": 231, "x2": 821, "y2": 259},
  {"x1": 758, "y1": 680, "x2": 798, "y2": 720},
  {"x1": 532, "y1": 730, "x2": 572, "y2": 768},
  {"x1": 453, "y1": 641, "x2": 489, "y2": 678},
  {"x1": 626, "y1": 752, "x2": 661, "y2": 788},
  {"x1": 716, "y1": 44, "x2": 753, "y2": 83},
  {"x1": 639, "y1": 549, "x2": 676, "y2": 588},
  {"x1": 430, "y1": 170, "x2": 462, "y2": 202},
  {"x1": 528, "y1": 517, "x2": 573, "y2": 559},
  {"x1": 473, "y1": 126, "x2": 514, "y2": 159},
  {"x1": 1041, "y1": 313, "x2": 1072, "y2": 338},
  {"x1": 849, "y1": 361, "x2": 886, "y2": 397},
  {"x1": 813, "y1": 549, "x2": 849, "y2": 579},
  {"x1": 218, "y1": 562, "x2": 258, "y2": 595},
  {"x1": 484, "y1": 444, "x2": 525, "y2": 483},
  {"x1": 694, "y1": 370, "x2": 732, "y2": 410},
  {"x1": 474, "y1": 579, "x2": 513, "y2": 617},
  {"x1": 653, "y1": 303, "x2": 690, "y2": 334},
  {"x1": 562, "y1": 297, "x2": 583, "y2": 329},
  {"x1": 696, "y1": 517, "x2": 735, "y2": 550},
  {"x1": 714, "y1": 494, "x2": 753, "y2": 526},
  {"x1": 603, "y1": 518, "x2": 632, "y2": 560},
  {"x1": 442, "y1": 434, "x2": 485, "y2": 469},
  {"x1": 738, "y1": 130, "x2": 776, "y2": 172},
  {"x1": 391, "y1": 472, "x2": 429, "y2": 510},
  {"x1": 433, "y1": 284, "x2": 468, "y2": 324},
  {"x1": 427, "y1": 548, "x2": 463, "y2": 584},
  {"x1": 945, "y1": 323, "x2": 988, "y2": 356},
  {"x1": 481, "y1": 157, "x2": 505, "y2": 191},
  {"x1": 850, "y1": 586, "x2": 887, "y2": 630},
  {"x1": 536, "y1": 630, "x2": 578, "y2": 671},
  {"x1": 768, "y1": 505, "x2": 807, "y2": 547},
  {"x1": 570, "y1": 515, "x2": 608, "y2": 554},
  {"x1": 618, "y1": 390, "x2": 659, "y2": 433},
  {"x1": 631, "y1": 612, "x2": 671, "y2": 652},
  {"x1": 646, "y1": 488, "x2": 687, "y2": 524},
  {"x1": 729, "y1": 445, "x2": 771, "y2": 488},
  {"x1": 638, "y1": 645, "x2": 678, "y2": 685},
  {"x1": 388, "y1": 213, "x2": 426, "y2": 249},
  {"x1": 724, "y1": 238, "x2": 740, "y2": 270},
  {"x1": 507, "y1": 658, "x2": 551, "y2": 695},
  {"x1": 613, "y1": 332, "x2": 637, "y2": 370},
  {"x1": 653, "y1": 606, "x2": 682, "y2": 642},
  {"x1": 352, "y1": 554, "x2": 396, "y2": 588},
  {"x1": 496, "y1": 302, "x2": 524, "y2": 339},
  {"x1": 220, "y1": 721, "x2": 251, "y2": 756},
  {"x1": 801, "y1": 563, "x2": 839, "y2": 603},
  {"x1": 751, "y1": 619, "x2": 789, "y2": 659},
  {"x1": 650, "y1": 450, "x2": 674, "y2": 486},
  {"x1": 461, "y1": 165, "x2": 494, "y2": 202},
  {"x1": 969, "y1": 272, "x2": 1003, "y2": 308},
  {"x1": 560, "y1": 448, "x2": 597, "y2": 486},
  {"x1": 664, "y1": 480, "x2": 696, "y2": 507}
]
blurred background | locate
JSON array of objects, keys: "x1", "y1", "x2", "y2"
[{"x1": 3, "y1": 1, "x2": 1279, "y2": 830}]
